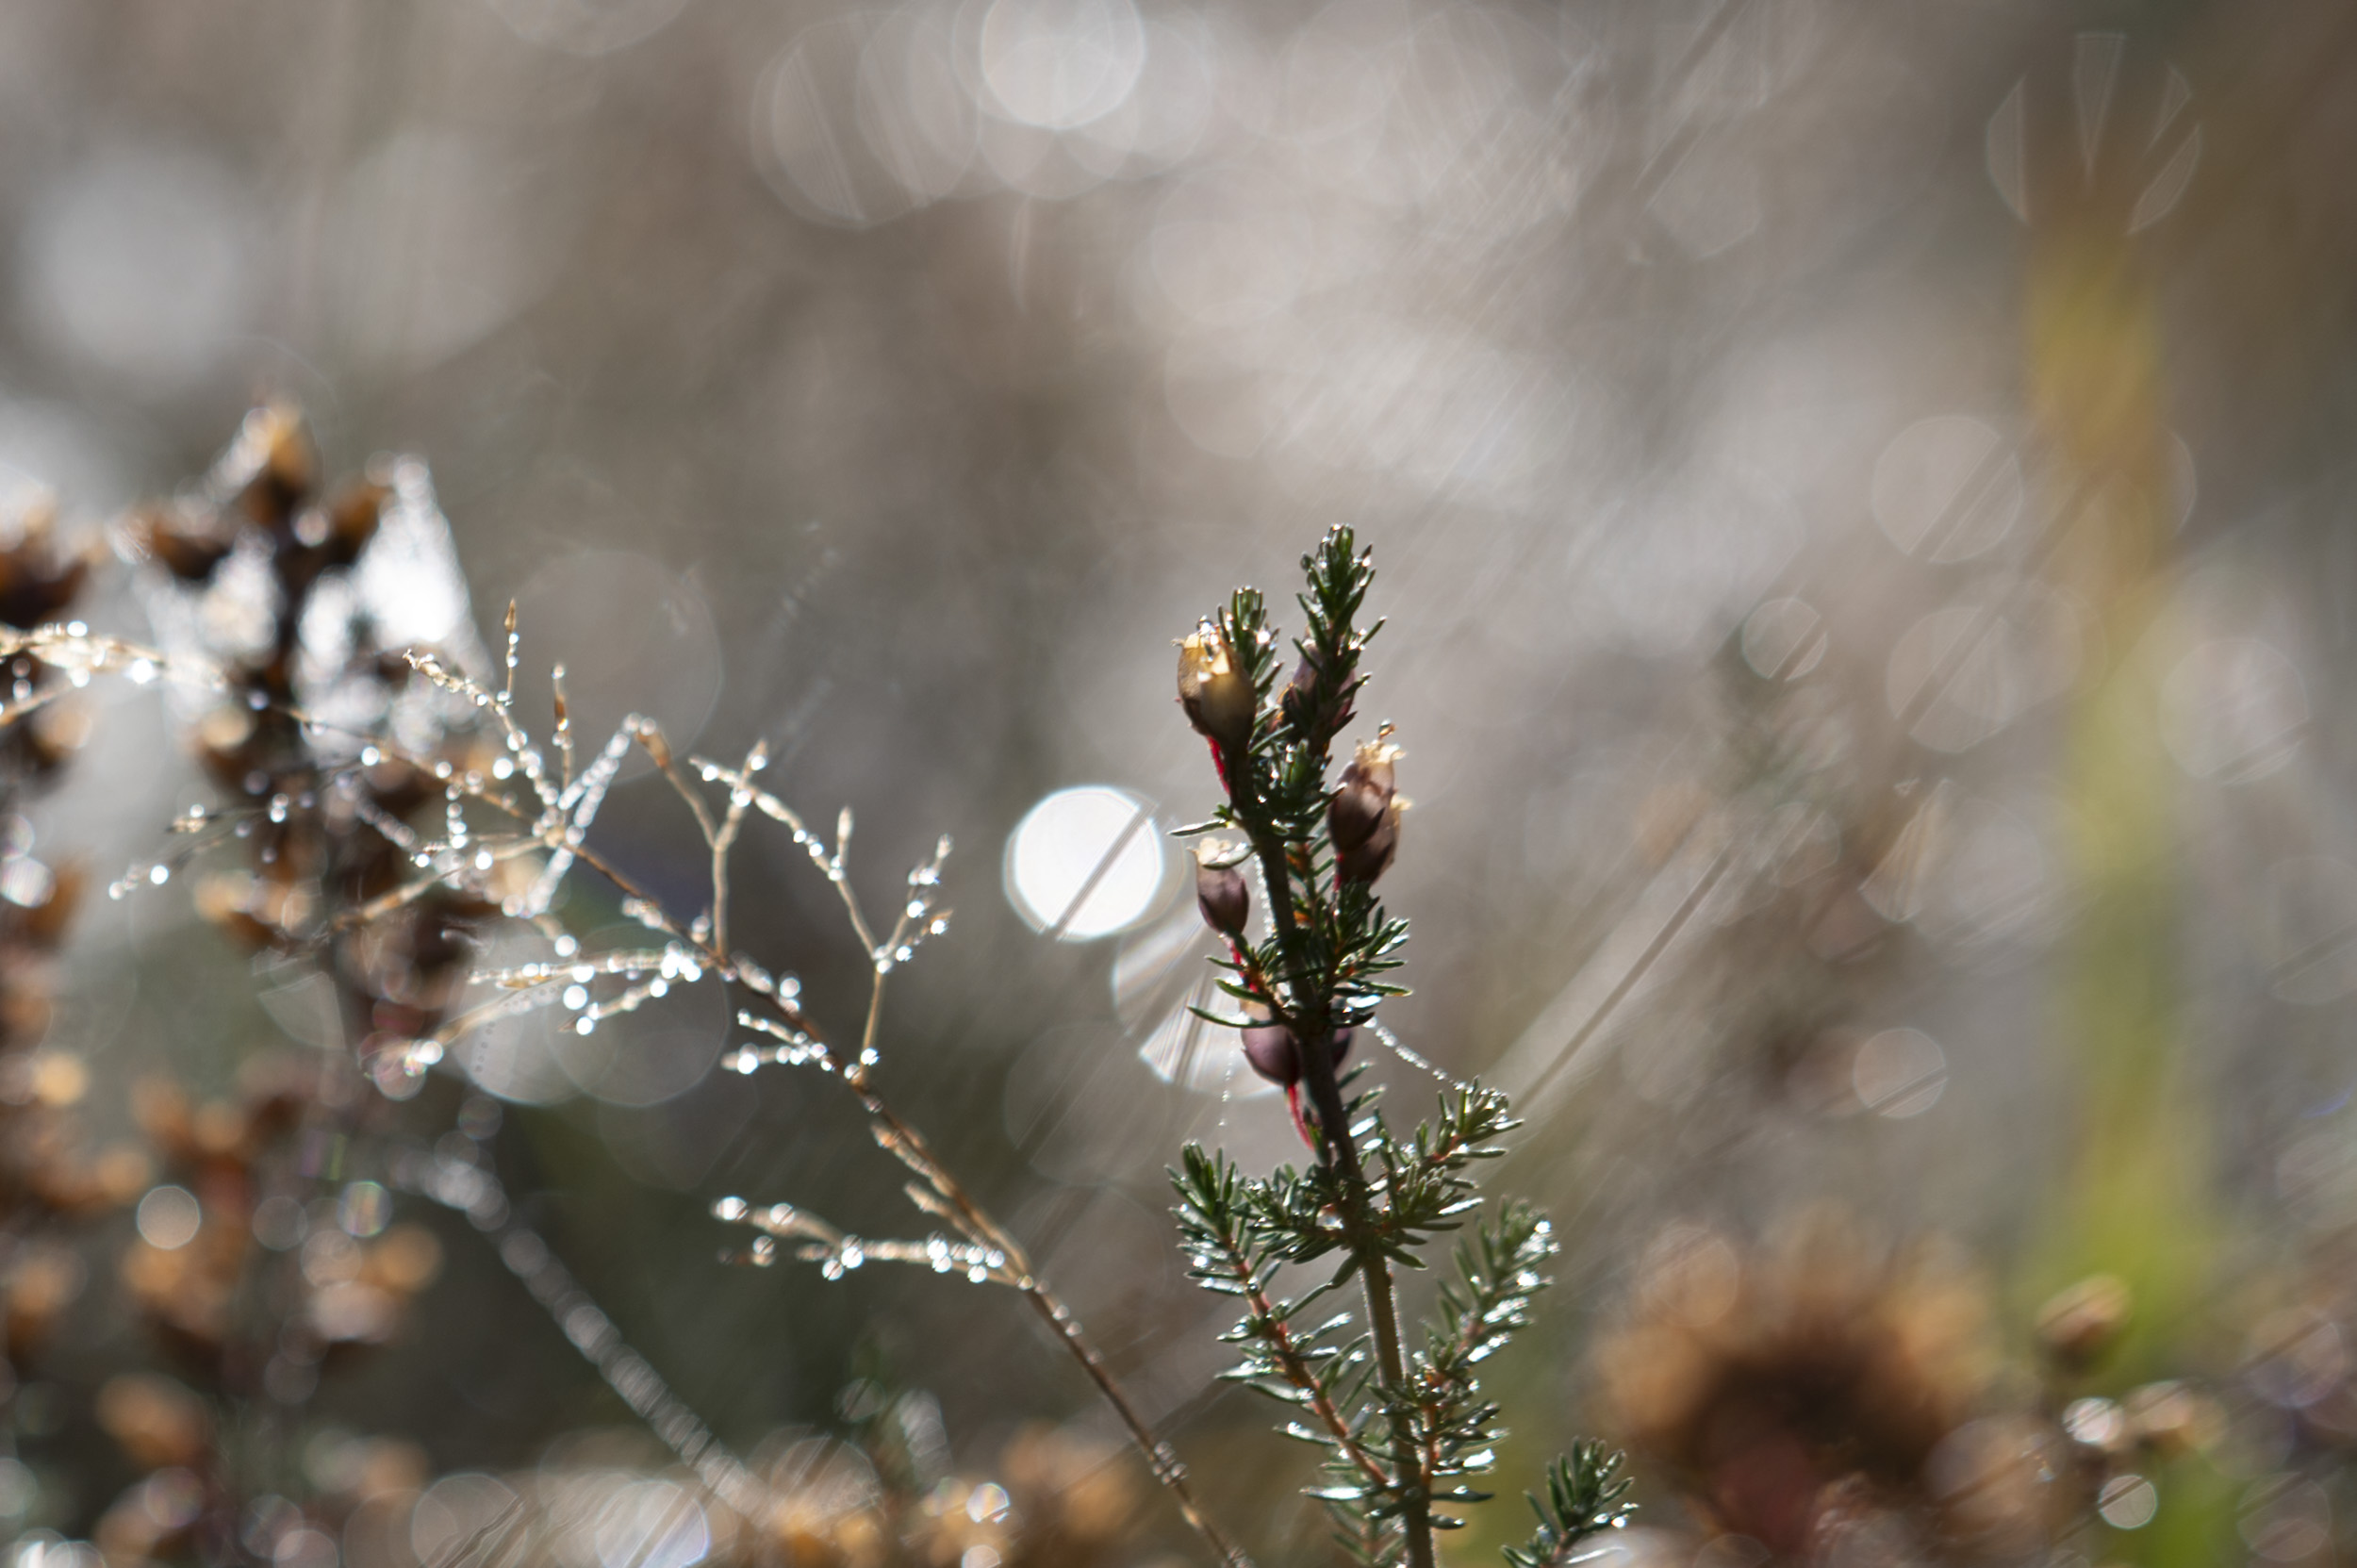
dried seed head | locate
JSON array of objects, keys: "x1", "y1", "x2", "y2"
[
  {"x1": 234, "y1": 403, "x2": 316, "y2": 530},
  {"x1": 1329, "y1": 739, "x2": 1401, "y2": 851},
  {"x1": 130, "y1": 502, "x2": 234, "y2": 585},
  {"x1": 1193, "y1": 840, "x2": 1250, "y2": 936},
  {"x1": 321, "y1": 479, "x2": 387, "y2": 569},
  {"x1": 1177, "y1": 622, "x2": 1256, "y2": 749}
]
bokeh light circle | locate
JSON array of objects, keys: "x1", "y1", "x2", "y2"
[
  {"x1": 1852, "y1": 1027, "x2": 1947, "y2": 1119},
  {"x1": 1003, "y1": 785, "x2": 1167, "y2": 940},
  {"x1": 411, "y1": 1475, "x2": 519, "y2": 1568},
  {"x1": 1739, "y1": 597, "x2": 1826, "y2": 680},
  {"x1": 480, "y1": 0, "x2": 690, "y2": 56},
  {"x1": 136, "y1": 1185, "x2": 202, "y2": 1250},
  {"x1": 978, "y1": 0, "x2": 1146, "y2": 130},
  {"x1": 2160, "y1": 637, "x2": 2307, "y2": 783},
  {"x1": 594, "y1": 1477, "x2": 709, "y2": 1568},
  {"x1": 755, "y1": 17, "x2": 919, "y2": 229},
  {"x1": 23, "y1": 147, "x2": 255, "y2": 389},
  {"x1": 1872, "y1": 416, "x2": 2020, "y2": 563}
]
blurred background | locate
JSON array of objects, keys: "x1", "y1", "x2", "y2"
[{"x1": 0, "y1": 0, "x2": 2355, "y2": 1563}]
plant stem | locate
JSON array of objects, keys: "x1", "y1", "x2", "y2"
[
  {"x1": 550, "y1": 804, "x2": 1253, "y2": 1567},
  {"x1": 1016, "y1": 1287, "x2": 1253, "y2": 1568},
  {"x1": 855, "y1": 1098, "x2": 1252, "y2": 1566},
  {"x1": 1244, "y1": 812, "x2": 1435, "y2": 1568}
]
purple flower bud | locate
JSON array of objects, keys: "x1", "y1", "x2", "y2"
[
  {"x1": 1329, "y1": 739, "x2": 1400, "y2": 852},
  {"x1": 1241, "y1": 1020, "x2": 1299, "y2": 1086},
  {"x1": 1336, "y1": 798, "x2": 1404, "y2": 884},
  {"x1": 1177, "y1": 623, "x2": 1256, "y2": 749},
  {"x1": 1280, "y1": 653, "x2": 1317, "y2": 729},
  {"x1": 1239, "y1": 1017, "x2": 1355, "y2": 1088},
  {"x1": 1195, "y1": 842, "x2": 1250, "y2": 936}
]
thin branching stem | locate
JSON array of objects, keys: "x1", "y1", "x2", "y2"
[
  {"x1": 536, "y1": 718, "x2": 1249, "y2": 1568},
  {"x1": 1013, "y1": 1287, "x2": 1251, "y2": 1567},
  {"x1": 1217, "y1": 1246, "x2": 1390, "y2": 1490},
  {"x1": 403, "y1": 695, "x2": 1243, "y2": 1563}
]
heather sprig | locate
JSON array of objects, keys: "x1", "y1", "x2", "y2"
[
  {"x1": 1501, "y1": 1445, "x2": 1636, "y2": 1568},
  {"x1": 1171, "y1": 529, "x2": 1630, "y2": 1568}
]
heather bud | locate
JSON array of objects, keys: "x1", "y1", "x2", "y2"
[
  {"x1": 1194, "y1": 841, "x2": 1250, "y2": 936},
  {"x1": 1337, "y1": 798, "x2": 1404, "y2": 884},
  {"x1": 1238, "y1": 1013, "x2": 1354, "y2": 1087},
  {"x1": 1241, "y1": 1018, "x2": 1298, "y2": 1086},
  {"x1": 1178, "y1": 623, "x2": 1256, "y2": 750},
  {"x1": 1280, "y1": 653, "x2": 1317, "y2": 730},
  {"x1": 1329, "y1": 739, "x2": 1400, "y2": 852}
]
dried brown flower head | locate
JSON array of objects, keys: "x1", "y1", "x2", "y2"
[{"x1": 1597, "y1": 1214, "x2": 1994, "y2": 1560}]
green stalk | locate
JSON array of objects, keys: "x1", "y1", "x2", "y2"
[{"x1": 1242, "y1": 804, "x2": 1435, "y2": 1568}]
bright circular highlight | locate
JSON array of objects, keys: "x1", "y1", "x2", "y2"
[
  {"x1": 1004, "y1": 785, "x2": 1166, "y2": 940},
  {"x1": 136, "y1": 1184, "x2": 202, "y2": 1250}
]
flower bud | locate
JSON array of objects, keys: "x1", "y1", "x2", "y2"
[
  {"x1": 1178, "y1": 622, "x2": 1257, "y2": 750},
  {"x1": 1328, "y1": 739, "x2": 1400, "y2": 852},
  {"x1": 1194, "y1": 842, "x2": 1250, "y2": 936},
  {"x1": 1336, "y1": 797, "x2": 1404, "y2": 885},
  {"x1": 1241, "y1": 1019, "x2": 1298, "y2": 1086},
  {"x1": 1280, "y1": 653, "x2": 1317, "y2": 730},
  {"x1": 1238, "y1": 1015, "x2": 1354, "y2": 1088}
]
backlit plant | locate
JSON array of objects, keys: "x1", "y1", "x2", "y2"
[{"x1": 1169, "y1": 528, "x2": 1634, "y2": 1568}]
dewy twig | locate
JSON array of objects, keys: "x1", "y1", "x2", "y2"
[
  {"x1": 406, "y1": 654, "x2": 1254, "y2": 1568},
  {"x1": 26, "y1": 602, "x2": 1254, "y2": 1568}
]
